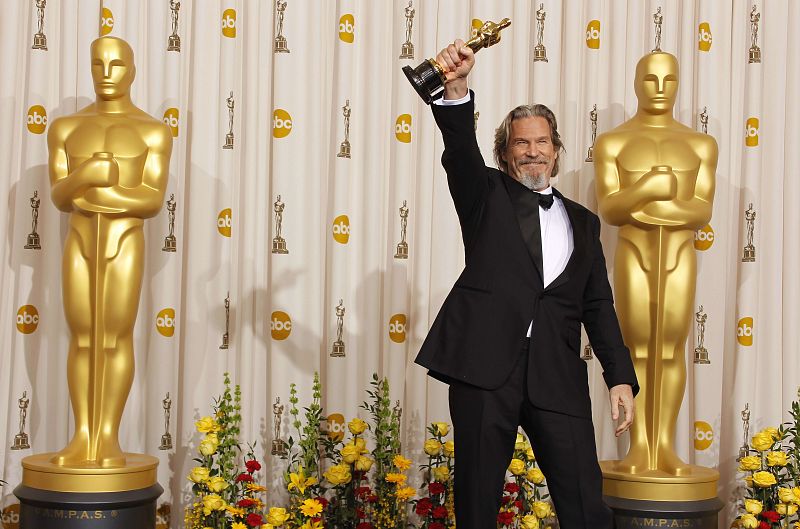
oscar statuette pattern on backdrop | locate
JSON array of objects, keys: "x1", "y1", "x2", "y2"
[{"x1": 1, "y1": 2, "x2": 798, "y2": 527}]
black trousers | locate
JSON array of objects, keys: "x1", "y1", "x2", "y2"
[{"x1": 448, "y1": 342, "x2": 614, "y2": 529}]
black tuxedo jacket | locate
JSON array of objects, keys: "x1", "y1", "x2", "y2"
[{"x1": 415, "y1": 94, "x2": 638, "y2": 418}]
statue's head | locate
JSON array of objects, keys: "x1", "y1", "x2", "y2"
[
  {"x1": 90, "y1": 37, "x2": 135, "y2": 100},
  {"x1": 633, "y1": 52, "x2": 679, "y2": 115}
]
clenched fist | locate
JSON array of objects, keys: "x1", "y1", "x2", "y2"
[{"x1": 436, "y1": 39, "x2": 475, "y2": 100}]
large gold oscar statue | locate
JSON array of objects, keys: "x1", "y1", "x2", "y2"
[
  {"x1": 18, "y1": 37, "x2": 169, "y2": 519},
  {"x1": 594, "y1": 52, "x2": 719, "y2": 504}
]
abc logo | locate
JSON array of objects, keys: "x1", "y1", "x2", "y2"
[
  {"x1": 327, "y1": 413, "x2": 346, "y2": 441},
  {"x1": 395, "y1": 114, "x2": 412, "y2": 143},
  {"x1": 332, "y1": 215, "x2": 351, "y2": 244},
  {"x1": 222, "y1": 8, "x2": 237, "y2": 38},
  {"x1": 155, "y1": 503, "x2": 171, "y2": 529},
  {"x1": 698, "y1": 23, "x2": 712, "y2": 52},
  {"x1": 1, "y1": 503, "x2": 20, "y2": 529},
  {"x1": 156, "y1": 308, "x2": 176, "y2": 337},
  {"x1": 745, "y1": 117, "x2": 759, "y2": 147},
  {"x1": 270, "y1": 311, "x2": 292, "y2": 340},
  {"x1": 100, "y1": 7, "x2": 114, "y2": 35},
  {"x1": 471, "y1": 19, "x2": 484, "y2": 39},
  {"x1": 694, "y1": 224, "x2": 715, "y2": 251},
  {"x1": 163, "y1": 108, "x2": 179, "y2": 137},
  {"x1": 27, "y1": 105, "x2": 47, "y2": 134},
  {"x1": 273, "y1": 109, "x2": 293, "y2": 138},
  {"x1": 694, "y1": 421, "x2": 714, "y2": 451},
  {"x1": 16, "y1": 305, "x2": 39, "y2": 334},
  {"x1": 339, "y1": 14, "x2": 355, "y2": 43},
  {"x1": 737, "y1": 317, "x2": 754, "y2": 346},
  {"x1": 217, "y1": 208, "x2": 232, "y2": 237},
  {"x1": 388, "y1": 314, "x2": 407, "y2": 343},
  {"x1": 586, "y1": 20, "x2": 600, "y2": 49}
]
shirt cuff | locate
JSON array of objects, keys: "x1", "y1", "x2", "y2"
[{"x1": 433, "y1": 91, "x2": 471, "y2": 106}]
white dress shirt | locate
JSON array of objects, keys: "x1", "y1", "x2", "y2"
[{"x1": 434, "y1": 92, "x2": 574, "y2": 336}]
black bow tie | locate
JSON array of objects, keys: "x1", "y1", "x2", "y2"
[{"x1": 534, "y1": 192, "x2": 554, "y2": 210}]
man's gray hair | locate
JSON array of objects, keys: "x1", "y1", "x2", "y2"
[{"x1": 493, "y1": 104, "x2": 565, "y2": 176}]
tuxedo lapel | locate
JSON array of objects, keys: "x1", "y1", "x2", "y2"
[
  {"x1": 544, "y1": 189, "x2": 585, "y2": 292},
  {"x1": 501, "y1": 173, "x2": 544, "y2": 284}
]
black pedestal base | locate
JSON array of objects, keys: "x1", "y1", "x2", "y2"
[
  {"x1": 14, "y1": 484, "x2": 163, "y2": 529},
  {"x1": 606, "y1": 496, "x2": 723, "y2": 529}
]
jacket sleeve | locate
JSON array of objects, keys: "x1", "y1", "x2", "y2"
[
  {"x1": 431, "y1": 91, "x2": 488, "y2": 247},
  {"x1": 581, "y1": 214, "x2": 640, "y2": 395}
]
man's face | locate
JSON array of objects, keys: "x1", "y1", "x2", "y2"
[
  {"x1": 502, "y1": 116, "x2": 558, "y2": 191},
  {"x1": 90, "y1": 40, "x2": 135, "y2": 100}
]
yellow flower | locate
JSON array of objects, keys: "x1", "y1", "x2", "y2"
[
  {"x1": 396, "y1": 486, "x2": 416, "y2": 500},
  {"x1": 526, "y1": 467, "x2": 545, "y2": 484},
  {"x1": 778, "y1": 487, "x2": 797, "y2": 503},
  {"x1": 232, "y1": 523, "x2": 247, "y2": 529},
  {"x1": 739, "y1": 514, "x2": 759, "y2": 529},
  {"x1": 199, "y1": 433, "x2": 220, "y2": 456},
  {"x1": 443, "y1": 440, "x2": 455, "y2": 458},
  {"x1": 508, "y1": 458, "x2": 526, "y2": 476},
  {"x1": 521, "y1": 514, "x2": 540, "y2": 529},
  {"x1": 324, "y1": 463, "x2": 352, "y2": 486},
  {"x1": 188, "y1": 466, "x2": 210, "y2": 483},
  {"x1": 767, "y1": 451, "x2": 788, "y2": 467},
  {"x1": 777, "y1": 503, "x2": 799, "y2": 516},
  {"x1": 515, "y1": 432, "x2": 526, "y2": 451},
  {"x1": 201, "y1": 493, "x2": 226, "y2": 515},
  {"x1": 355, "y1": 455, "x2": 374, "y2": 472},
  {"x1": 794, "y1": 486, "x2": 800, "y2": 501},
  {"x1": 526, "y1": 446, "x2": 536, "y2": 461},
  {"x1": 354, "y1": 437, "x2": 366, "y2": 452},
  {"x1": 348, "y1": 417, "x2": 367, "y2": 435},
  {"x1": 287, "y1": 467, "x2": 318, "y2": 494},
  {"x1": 247, "y1": 482, "x2": 267, "y2": 493},
  {"x1": 432, "y1": 465, "x2": 450, "y2": 482},
  {"x1": 300, "y1": 498, "x2": 323, "y2": 517},
  {"x1": 300, "y1": 520, "x2": 324, "y2": 529},
  {"x1": 432, "y1": 422, "x2": 450, "y2": 436},
  {"x1": 266, "y1": 507, "x2": 290, "y2": 526},
  {"x1": 393, "y1": 454, "x2": 412, "y2": 471},
  {"x1": 533, "y1": 501, "x2": 553, "y2": 519},
  {"x1": 195, "y1": 416, "x2": 221, "y2": 433},
  {"x1": 744, "y1": 498, "x2": 762, "y2": 514},
  {"x1": 206, "y1": 476, "x2": 229, "y2": 493},
  {"x1": 386, "y1": 472, "x2": 407, "y2": 484},
  {"x1": 738, "y1": 456, "x2": 761, "y2": 471},
  {"x1": 225, "y1": 505, "x2": 244, "y2": 517},
  {"x1": 341, "y1": 443, "x2": 362, "y2": 464},
  {"x1": 424, "y1": 439, "x2": 442, "y2": 456},
  {"x1": 751, "y1": 432, "x2": 774, "y2": 452},
  {"x1": 763, "y1": 427, "x2": 780, "y2": 440},
  {"x1": 752, "y1": 471, "x2": 777, "y2": 487}
]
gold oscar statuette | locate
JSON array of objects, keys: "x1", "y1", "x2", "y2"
[
  {"x1": 220, "y1": 292, "x2": 230, "y2": 350},
  {"x1": 337, "y1": 100, "x2": 352, "y2": 158},
  {"x1": 586, "y1": 104, "x2": 597, "y2": 162},
  {"x1": 24, "y1": 190, "x2": 42, "y2": 250},
  {"x1": 167, "y1": 0, "x2": 181, "y2": 52},
  {"x1": 738, "y1": 403, "x2": 750, "y2": 461},
  {"x1": 32, "y1": 0, "x2": 48, "y2": 50},
  {"x1": 162, "y1": 193, "x2": 177, "y2": 252},
  {"x1": 271, "y1": 397, "x2": 288, "y2": 456},
  {"x1": 652, "y1": 7, "x2": 663, "y2": 53},
  {"x1": 12, "y1": 391, "x2": 31, "y2": 450},
  {"x1": 159, "y1": 393, "x2": 173, "y2": 450},
  {"x1": 742, "y1": 203, "x2": 756, "y2": 262},
  {"x1": 274, "y1": 0, "x2": 289, "y2": 53},
  {"x1": 581, "y1": 344, "x2": 594, "y2": 361},
  {"x1": 399, "y1": 1, "x2": 415, "y2": 59},
  {"x1": 18, "y1": 37, "x2": 169, "y2": 505},
  {"x1": 699, "y1": 107, "x2": 708, "y2": 135},
  {"x1": 272, "y1": 194, "x2": 288, "y2": 254},
  {"x1": 533, "y1": 4, "x2": 547, "y2": 62},
  {"x1": 693, "y1": 305, "x2": 709, "y2": 365},
  {"x1": 403, "y1": 18, "x2": 510, "y2": 104},
  {"x1": 749, "y1": 5, "x2": 761, "y2": 64},
  {"x1": 223, "y1": 91, "x2": 235, "y2": 149},
  {"x1": 331, "y1": 299, "x2": 346, "y2": 357},
  {"x1": 594, "y1": 51, "x2": 720, "y2": 511},
  {"x1": 394, "y1": 200, "x2": 409, "y2": 259}
]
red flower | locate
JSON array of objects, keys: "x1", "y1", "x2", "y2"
[
  {"x1": 367, "y1": 494, "x2": 378, "y2": 503},
  {"x1": 514, "y1": 499, "x2": 523, "y2": 511},
  {"x1": 429, "y1": 524, "x2": 446, "y2": 529},
  {"x1": 246, "y1": 513, "x2": 264, "y2": 527},
  {"x1": 432, "y1": 506, "x2": 448, "y2": 519},
  {"x1": 497, "y1": 511, "x2": 515, "y2": 525},
  {"x1": 357, "y1": 523, "x2": 374, "y2": 529},
  {"x1": 245, "y1": 459, "x2": 261, "y2": 473},
  {"x1": 504, "y1": 482, "x2": 520, "y2": 494},
  {"x1": 356, "y1": 507, "x2": 366, "y2": 519},
  {"x1": 415, "y1": 498, "x2": 433, "y2": 516},
  {"x1": 235, "y1": 473, "x2": 254, "y2": 482},
  {"x1": 762, "y1": 511, "x2": 780, "y2": 522},
  {"x1": 237, "y1": 498, "x2": 255, "y2": 508},
  {"x1": 757, "y1": 522, "x2": 769, "y2": 529},
  {"x1": 501, "y1": 495, "x2": 511, "y2": 505},
  {"x1": 315, "y1": 496, "x2": 329, "y2": 509},
  {"x1": 429, "y1": 482, "x2": 446, "y2": 495},
  {"x1": 355, "y1": 486, "x2": 372, "y2": 498}
]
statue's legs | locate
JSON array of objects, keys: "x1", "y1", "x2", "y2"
[{"x1": 613, "y1": 231, "x2": 695, "y2": 475}]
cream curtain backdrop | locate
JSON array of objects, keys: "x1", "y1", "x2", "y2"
[{"x1": 0, "y1": 0, "x2": 798, "y2": 527}]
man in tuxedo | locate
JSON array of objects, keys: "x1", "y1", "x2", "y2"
[{"x1": 414, "y1": 40, "x2": 638, "y2": 529}]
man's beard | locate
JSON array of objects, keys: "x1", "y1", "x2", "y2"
[{"x1": 516, "y1": 158, "x2": 550, "y2": 191}]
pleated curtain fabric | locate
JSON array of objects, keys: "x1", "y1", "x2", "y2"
[{"x1": 1, "y1": 2, "x2": 798, "y2": 527}]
